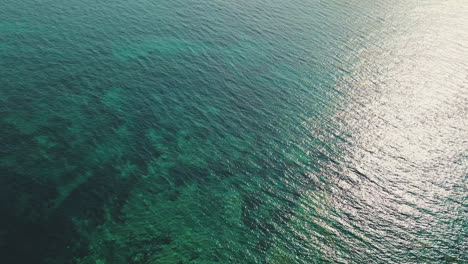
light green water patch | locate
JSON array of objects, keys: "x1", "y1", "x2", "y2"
[
  {"x1": 90, "y1": 140, "x2": 127, "y2": 164},
  {"x1": 34, "y1": 135, "x2": 58, "y2": 149},
  {"x1": 112, "y1": 36, "x2": 278, "y2": 71},
  {"x1": 0, "y1": 155, "x2": 17, "y2": 168},
  {"x1": 0, "y1": 42, "x2": 12, "y2": 54},
  {"x1": 33, "y1": 135, "x2": 60, "y2": 161},
  {"x1": 112, "y1": 37, "x2": 209, "y2": 61},
  {"x1": 0, "y1": 21, "x2": 38, "y2": 34},
  {"x1": 101, "y1": 87, "x2": 126, "y2": 110}
]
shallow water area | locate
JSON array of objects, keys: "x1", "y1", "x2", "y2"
[{"x1": 0, "y1": 0, "x2": 467, "y2": 263}]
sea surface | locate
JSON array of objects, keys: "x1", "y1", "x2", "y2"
[{"x1": 0, "y1": 0, "x2": 467, "y2": 263}]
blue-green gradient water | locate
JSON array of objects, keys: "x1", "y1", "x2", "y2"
[{"x1": 1, "y1": 0, "x2": 467, "y2": 263}]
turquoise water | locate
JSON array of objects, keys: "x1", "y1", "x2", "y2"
[{"x1": 0, "y1": 0, "x2": 467, "y2": 263}]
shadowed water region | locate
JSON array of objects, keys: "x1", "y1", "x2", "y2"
[{"x1": 0, "y1": 0, "x2": 467, "y2": 263}]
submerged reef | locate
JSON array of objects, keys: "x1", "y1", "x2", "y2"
[
  {"x1": 0, "y1": 66, "x2": 318, "y2": 263},
  {"x1": 0, "y1": 17, "x2": 344, "y2": 260}
]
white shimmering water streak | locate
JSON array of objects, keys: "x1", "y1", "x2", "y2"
[{"x1": 328, "y1": 0, "x2": 467, "y2": 262}]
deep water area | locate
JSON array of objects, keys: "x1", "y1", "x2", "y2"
[{"x1": 0, "y1": 0, "x2": 467, "y2": 263}]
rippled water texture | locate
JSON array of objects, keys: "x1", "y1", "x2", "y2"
[{"x1": 0, "y1": 0, "x2": 467, "y2": 263}]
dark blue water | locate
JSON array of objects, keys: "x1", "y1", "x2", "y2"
[{"x1": 0, "y1": 0, "x2": 467, "y2": 263}]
